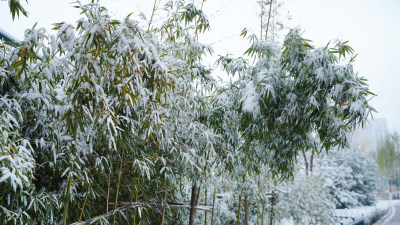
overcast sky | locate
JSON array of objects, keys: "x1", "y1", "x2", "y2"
[{"x1": 1, "y1": 0, "x2": 399, "y2": 133}]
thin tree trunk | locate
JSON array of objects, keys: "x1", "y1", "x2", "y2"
[
  {"x1": 63, "y1": 175, "x2": 73, "y2": 225},
  {"x1": 161, "y1": 191, "x2": 167, "y2": 225},
  {"x1": 211, "y1": 186, "x2": 216, "y2": 225},
  {"x1": 196, "y1": 183, "x2": 201, "y2": 207},
  {"x1": 189, "y1": 184, "x2": 198, "y2": 225},
  {"x1": 302, "y1": 149, "x2": 309, "y2": 176},
  {"x1": 236, "y1": 195, "x2": 242, "y2": 225},
  {"x1": 261, "y1": 204, "x2": 265, "y2": 225},
  {"x1": 78, "y1": 182, "x2": 91, "y2": 222},
  {"x1": 147, "y1": 0, "x2": 157, "y2": 31},
  {"x1": 244, "y1": 198, "x2": 249, "y2": 225},
  {"x1": 310, "y1": 151, "x2": 314, "y2": 174},
  {"x1": 133, "y1": 173, "x2": 140, "y2": 225},
  {"x1": 265, "y1": 0, "x2": 273, "y2": 40},
  {"x1": 260, "y1": 0, "x2": 264, "y2": 40},
  {"x1": 112, "y1": 149, "x2": 125, "y2": 225},
  {"x1": 205, "y1": 186, "x2": 208, "y2": 225},
  {"x1": 269, "y1": 191, "x2": 275, "y2": 225},
  {"x1": 107, "y1": 173, "x2": 110, "y2": 214},
  {"x1": 257, "y1": 200, "x2": 260, "y2": 225}
]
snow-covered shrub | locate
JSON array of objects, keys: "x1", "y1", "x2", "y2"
[
  {"x1": 316, "y1": 148, "x2": 378, "y2": 209},
  {"x1": 275, "y1": 174, "x2": 336, "y2": 225}
]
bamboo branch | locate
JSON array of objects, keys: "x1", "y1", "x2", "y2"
[
  {"x1": 211, "y1": 186, "x2": 216, "y2": 225},
  {"x1": 260, "y1": 0, "x2": 264, "y2": 40},
  {"x1": 112, "y1": 149, "x2": 125, "y2": 225},
  {"x1": 161, "y1": 191, "x2": 167, "y2": 225},
  {"x1": 265, "y1": 0, "x2": 273, "y2": 40},
  {"x1": 78, "y1": 182, "x2": 91, "y2": 222},
  {"x1": 63, "y1": 175, "x2": 73, "y2": 225},
  {"x1": 147, "y1": 0, "x2": 158, "y2": 32}
]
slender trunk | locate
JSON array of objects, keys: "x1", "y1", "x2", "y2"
[
  {"x1": 161, "y1": 191, "x2": 167, "y2": 225},
  {"x1": 211, "y1": 186, "x2": 216, "y2": 225},
  {"x1": 261, "y1": 204, "x2": 265, "y2": 225},
  {"x1": 302, "y1": 149, "x2": 309, "y2": 176},
  {"x1": 236, "y1": 195, "x2": 242, "y2": 225},
  {"x1": 205, "y1": 186, "x2": 208, "y2": 225},
  {"x1": 196, "y1": 183, "x2": 201, "y2": 206},
  {"x1": 260, "y1": 0, "x2": 264, "y2": 40},
  {"x1": 112, "y1": 149, "x2": 125, "y2": 225},
  {"x1": 189, "y1": 184, "x2": 198, "y2": 225},
  {"x1": 244, "y1": 198, "x2": 249, "y2": 225},
  {"x1": 78, "y1": 182, "x2": 91, "y2": 222},
  {"x1": 310, "y1": 151, "x2": 314, "y2": 174},
  {"x1": 269, "y1": 191, "x2": 275, "y2": 225},
  {"x1": 107, "y1": 173, "x2": 110, "y2": 214},
  {"x1": 63, "y1": 175, "x2": 73, "y2": 225},
  {"x1": 257, "y1": 200, "x2": 260, "y2": 225},
  {"x1": 133, "y1": 173, "x2": 140, "y2": 225},
  {"x1": 147, "y1": 0, "x2": 157, "y2": 31},
  {"x1": 265, "y1": 0, "x2": 273, "y2": 40}
]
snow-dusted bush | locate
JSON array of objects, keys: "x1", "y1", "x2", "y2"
[
  {"x1": 275, "y1": 174, "x2": 336, "y2": 225},
  {"x1": 316, "y1": 148, "x2": 378, "y2": 209}
]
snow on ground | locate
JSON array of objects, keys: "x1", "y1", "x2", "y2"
[
  {"x1": 279, "y1": 200, "x2": 400, "y2": 225},
  {"x1": 335, "y1": 200, "x2": 400, "y2": 219}
]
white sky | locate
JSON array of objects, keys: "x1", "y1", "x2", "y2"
[{"x1": 1, "y1": 0, "x2": 399, "y2": 133}]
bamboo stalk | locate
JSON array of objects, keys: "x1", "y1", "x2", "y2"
[
  {"x1": 196, "y1": 183, "x2": 201, "y2": 205},
  {"x1": 265, "y1": 0, "x2": 273, "y2": 40},
  {"x1": 63, "y1": 175, "x2": 73, "y2": 225},
  {"x1": 78, "y1": 182, "x2": 91, "y2": 222},
  {"x1": 260, "y1": 0, "x2": 264, "y2": 40},
  {"x1": 211, "y1": 186, "x2": 216, "y2": 225},
  {"x1": 188, "y1": 183, "x2": 198, "y2": 225},
  {"x1": 204, "y1": 186, "x2": 208, "y2": 225},
  {"x1": 147, "y1": 0, "x2": 157, "y2": 32},
  {"x1": 244, "y1": 198, "x2": 250, "y2": 225},
  {"x1": 269, "y1": 190, "x2": 275, "y2": 225},
  {"x1": 261, "y1": 204, "x2": 265, "y2": 225},
  {"x1": 257, "y1": 200, "x2": 260, "y2": 225},
  {"x1": 257, "y1": 181, "x2": 261, "y2": 225},
  {"x1": 112, "y1": 149, "x2": 125, "y2": 225},
  {"x1": 302, "y1": 149, "x2": 309, "y2": 176},
  {"x1": 236, "y1": 195, "x2": 242, "y2": 225},
  {"x1": 133, "y1": 172, "x2": 140, "y2": 225},
  {"x1": 161, "y1": 191, "x2": 167, "y2": 225},
  {"x1": 107, "y1": 173, "x2": 110, "y2": 214}
]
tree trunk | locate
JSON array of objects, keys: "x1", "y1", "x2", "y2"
[
  {"x1": 265, "y1": 0, "x2": 273, "y2": 40},
  {"x1": 302, "y1": 150, "x2": 309, "y2": 176},
  {"x1": 261, "y1": 204, "x2": 264, "y2": 225},
  {"x1": 236, "y1": 195, "x2": 242, "y2": 225},
  {"x1": 211, "y1": 187, "x2": 216, "y2": 225},
  {"x1": 257, "y1": 200, "x2": 260, "y2": 225},
  {"x1": 189, "y1": 184, "x2": 198, "y2": 225},
  {"x1": 205, "y1": 186, "x2": 208, "y2": 225},
  {"x1": 161, "y1": 191, "x2": 167, "y2": 225},
  {"x1": 244, "y1": 198, "x2": 249, "y2": 225},
  {"x1": 269, "y1": 191, "x2": 275, "y2": 225},
  {"x1": 310, "y1": 151, "x2": 314, "y2": 174}
]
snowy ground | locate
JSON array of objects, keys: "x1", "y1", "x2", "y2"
[
  {"x1": 335, "y1": 200, "x2": 399, "y2": 218},
  {"x1": 278, "y1": 200, "x2": 400, "y2": 225},
  {"x1": 335, "y1": 200, "x2": 400, "y2": 224}
]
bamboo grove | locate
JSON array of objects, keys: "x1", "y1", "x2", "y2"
[{"x1": 1, "y1": 0, "x2": 374, "y2": 224}]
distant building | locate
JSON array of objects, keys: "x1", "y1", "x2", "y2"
[{"x1": 351, "y1": 118, "x2": 388, "y2": 157}]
